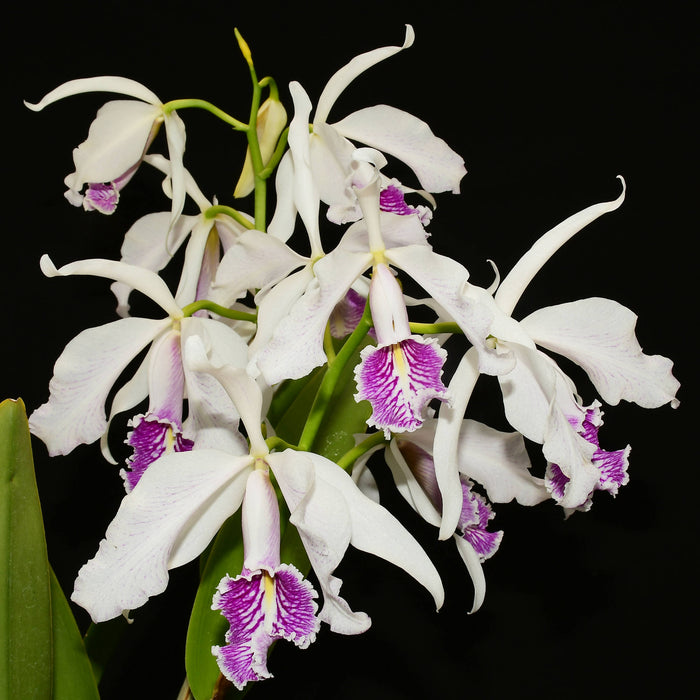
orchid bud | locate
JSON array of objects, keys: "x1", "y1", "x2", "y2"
[{"x1": 234, "y1": 95, "x2": 287, "y2": 197}]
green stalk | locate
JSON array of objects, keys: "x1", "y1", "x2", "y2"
[
  {"x1": 336, "y1": 430, "x2": 388, "y2": 471},
  {"x1": 409, "y1": 321, "x2": 463, "y2": 335},
  {"x1": 181, "y1": 299, "x2": 257, "y2": 323},
  {"x1": 162, "y1": 98, "x2": 247, "y2": 130},
  {"x1": 203, "y1": 204, "x2": 255, "y2": 230}
]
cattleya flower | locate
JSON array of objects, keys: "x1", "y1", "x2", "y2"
[
  {"x1": 71, "y1": 336, "x2": 444, "y2": 634},
  {"x1": 110, "y1": 154, "x2": 250, "y2": 317},
  {"x1": 354, "y1": 417, "x2": 545, "y2": 611},
  {"x1": 240, "y1": 146, "x2": 519, "y2": 387},
  {"x1": 25, "y1": 77, "x2": 186, "y2": 224},
  {"x1": 28, "y1": 256, "x2": 248, "y2": 460},
  {"x1": 433, "y1": 179, "x2": 680, "y2": 537}
]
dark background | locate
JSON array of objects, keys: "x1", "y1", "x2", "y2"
[{"x1": 3, "y1": 1, "x2": 697, "y2": 698}]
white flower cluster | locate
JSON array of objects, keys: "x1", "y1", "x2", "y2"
[{"x1": 25, "y1": 25, "x2": 679, "y2": 692}]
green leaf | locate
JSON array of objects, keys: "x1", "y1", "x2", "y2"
[
  {"x1": 0, "y1": 398, "x2": 53, "y2": 700},
  {"x1": 50, "y1": 568, "x2": 100, "y2": 700},
  {"x1": 309, "y1": 338, "x2": 373, "y2": 463},
  {"x1": 271, "y1": 368, "x2": 325, "y2": 446},
  {"x1": 185, "y1": 510, "x2": 245, "y2": 700}
]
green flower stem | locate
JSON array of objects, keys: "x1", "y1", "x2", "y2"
[
  {"x1": 297, "y1": 300, "x2": 373, "y2": 453},
  {"x1": 409, "y1": 321, "x2": 463, "y2": 335},
  {"x1": 336, "y1": 430, "x2": 388, "y2": 472},
  {"x1": 203, "y1": 205, "x2": 254, "y2": 229},
  {"x1": 181, "y1": 300, "x2": 257, "y2": 323},
  {"x1": 161, "y1": 99, "x2": 248, "y2": 131},
  {"x1": 265, "y1": 435, "x2": 300, "y2": 453}
]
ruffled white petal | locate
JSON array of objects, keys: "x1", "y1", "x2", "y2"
[
  {"x1": 455, "y1": 420, "x2": 548, "y2": 506},
  {"x1": 72, "y1": 449, "x2": 252, "y2": 622},
  {"x1": 522, "y1": 297, "x2": 680, "y2": 408},
  {"x1": 30, "y1": 317, "x2": 168, "y2": 456},
  {"x1": 333, "y1": 105, "x2": 466, "y2": 193}
]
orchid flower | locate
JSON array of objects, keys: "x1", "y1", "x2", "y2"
[
  {"x1": 249, "y1": 149, "x2": 518, "y2": 385},
  {"x1": 25, "y1": 77, "x2": 187, "y2": 225},
  {"x1": 308, "y1": 25, "x2": 466, "y2": 222},
  {"x1": 71, "y1": 335, "x2": 445, "y2": 635},
  {"x1": 352, "y1": 417, "x2": 544, "y2": 612},
  {"x1": 111, "y1": 154, "x2": 251, "y2": 317},
  {"x1": 28, "y1": 256, "x2": 249, "y2": 462},
  {"x1": 433, "y1": 179, "x2": 680, "y2": 537}
]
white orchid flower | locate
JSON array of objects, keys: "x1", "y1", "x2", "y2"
[
  {"x1": 25, "y1": 77, "x2": 187, "y2": 225},
  {"x1": 308, "y1": 25, "x2": 466, "y2": 221},
  {"x1": 249, "y1": 149, "x2": 516, "y2": 385},
  {"x1": 71, "y1": 335, "x2": 445, "y2": 629},
  {"x1": 28, "y1": 256, "x2": 249, "y2": 462},
  {"x1": 111, "y1": 153, "x2": 251, "y2": 317},
  {"x1": 434, "y1": 179, "x2": 680, "y2": 537},
  {"x1": 353, "y1": 417, "x2": 545, "y2": 613}
]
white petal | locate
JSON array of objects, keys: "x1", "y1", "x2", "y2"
[
  {"x1": 433, "y1": 348, "x2": 479, "y2": 540},
  {"x1": 255, "y1": 247, "x2": 372, "y2": 384},
  {"x1": 25, "y1": 76, "x2": 161, "y2": 111},
  {"x1": 110, "y1": 212, "x2": 196, "y2": 316},
  {"x1": 333, "y1": 105, "x2": 466, "y2": 193},
  {"x1": 72, "y1": 449, "x2": 251, "y2": 622},
  {"x1": 180, "y1": 317, "x2": 249, "y2": 453},
  {"x1": 29, "y1": 317, "x2": 168, "y2": 455},
  {"x1": 385, "y1": 439, "x2": 442, "y2": 527},
  {"x1": 209, "y1": 229, "x2": 306, "y2": 309},
  {"x1": 456, "y1": 420, "x2": 548, "y2": 506},
  {"x1": 387, "y1": 245, "x2": 513, "y2": 376},
  {"x1": 302, "y1": 452, "x2": 444, "y2": 612},
  {"x1": 40, "y1": 254, "x2": 182, "y2": 319},
  {"x1": 184, "y1": 333, "x2": 266, "y2": 455},
  {"x1": 522, "y1": 297, "x2": 680, "y2": 408},
  {"x1": 288, "y1": 82, "x2": 323, "y2": 257},
  {"x1": 453, "y1": 535, "x2": 486, "y2": 614},
  {"x1": 268, "y1": 450, "x2": 369, "y2": 635},
  {"x1": 313, "y1": 25, "x2": 415, "y2": 126},
  {"x1": 494, "y1": 178, "x2": 626, "y2": 315},
  {"x1": 267, "y1": 150, "x2": 297, "y2": 242},
  {"x1": 63, "y1": 101, "x2": 161, "y2": 191},
  {"x1": 163, "y1": 111, "x2": 188, "y2": 228}
]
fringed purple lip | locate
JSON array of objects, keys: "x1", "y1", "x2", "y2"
[
  {"x1": 212, "y1": 564, "x2": 319, "y2": 690},
  {"x1": 355, "y1": 336, "x2": 448, "y2": 438},
  {"x1": 546, "y1": 403, "x2": 630, "y2": 510},
  {"x1": 121, "y1": 414, "x2": 193, "y2": 492}
]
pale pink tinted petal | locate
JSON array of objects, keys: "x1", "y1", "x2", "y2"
[{"x1": 242, "y1": 470, "x2": 281, "y2": 572}]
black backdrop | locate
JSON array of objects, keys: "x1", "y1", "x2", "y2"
[{"x1": 3, "y1": 1, "x2": 697, "y2": 698}]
